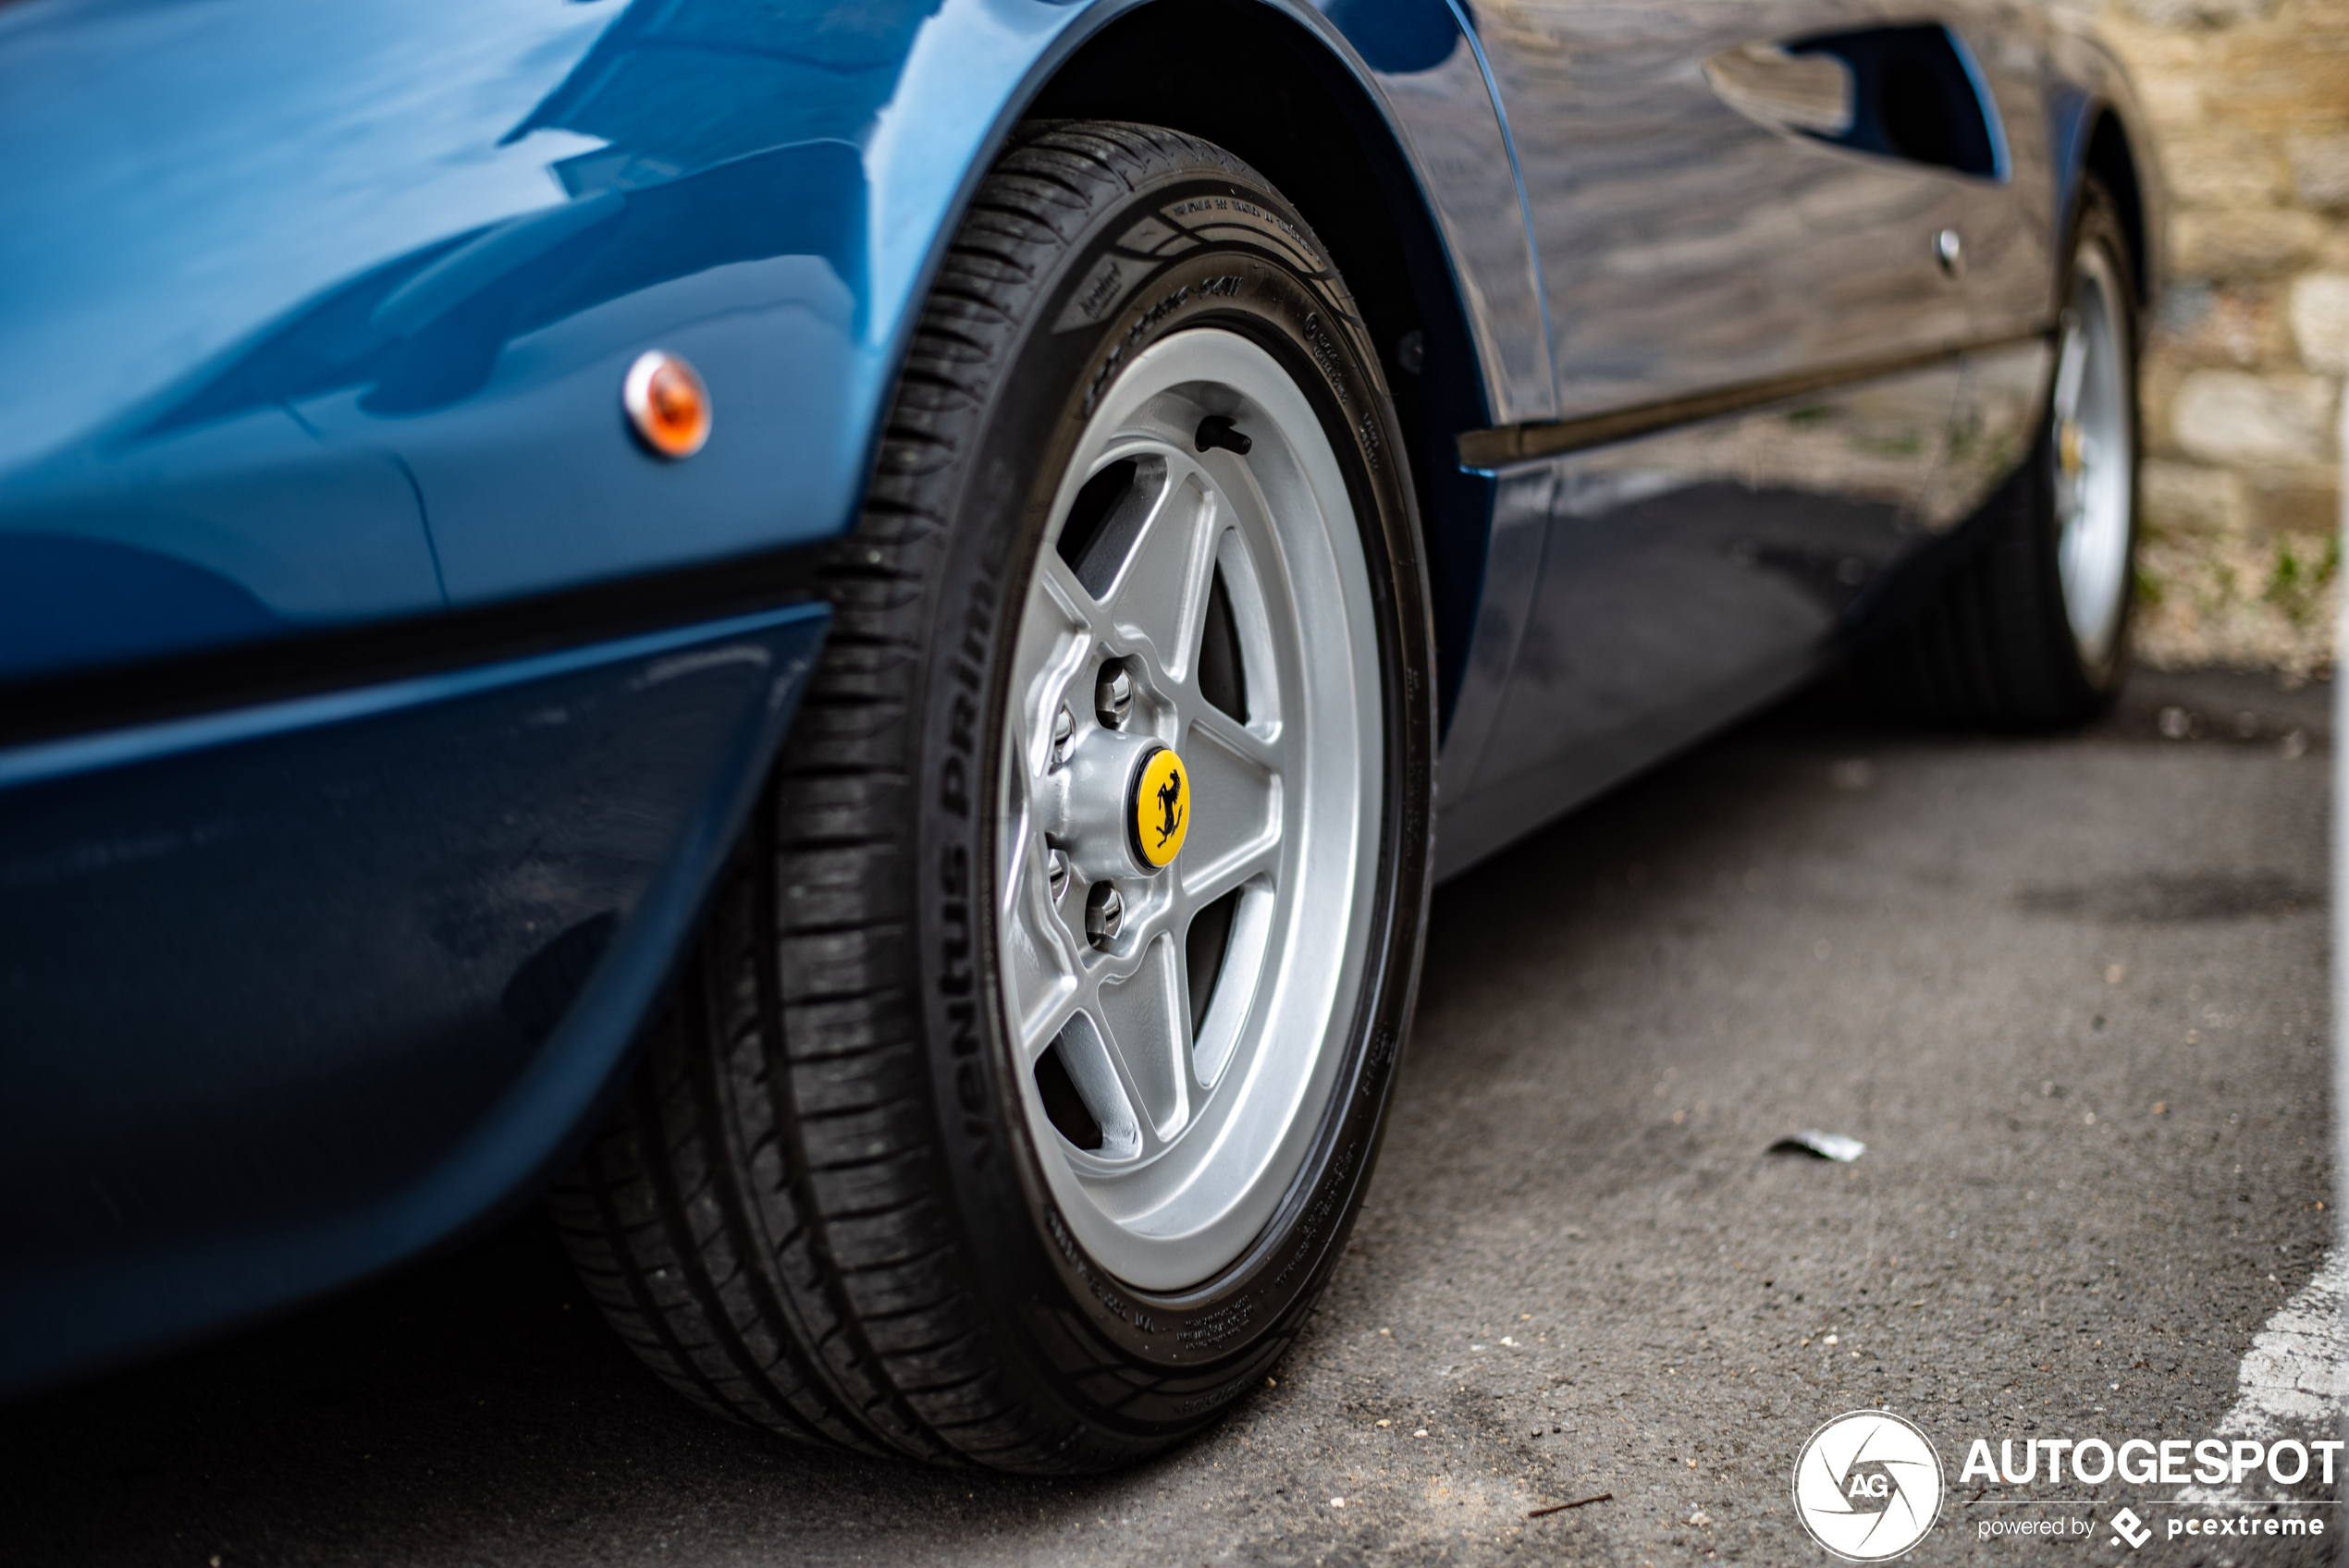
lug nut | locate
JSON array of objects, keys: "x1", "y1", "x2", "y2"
[
  {"x1": 1052, "y1": 704, "x2": 1074, "y2": 765},
  {"x1": 1096, "y1": 666, "x2": 1132, "y2": 729},
  {"x1": 1047, "y1": 848, "x2": 1069, "y2": 900},
  {"x1": 1086, "y1": 881, "x2": 1123, "y2": 949}
]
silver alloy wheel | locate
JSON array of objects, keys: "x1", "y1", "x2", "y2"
[
  {"x1": 2052, "y1": 243, "x2": 2134, "y2": 671},
  {"x1": 996, "y1": 327, "x2": 1383, "y2": 1292}
]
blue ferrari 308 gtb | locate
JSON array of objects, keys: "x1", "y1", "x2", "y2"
[{"x1": 0, "y1": 0, "x2": 2158, "y2": 1470}]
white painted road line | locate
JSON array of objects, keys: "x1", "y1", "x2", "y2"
[{"x1": 2174, "y1": 1249, "x2": 2349, "y2": 1502}]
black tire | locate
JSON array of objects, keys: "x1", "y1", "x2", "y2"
[
  {"x1": 549, "y1": 121, "x2": 1436, "y2": 1472},
  {"x1": 1865, "y1": 178, "x2": 2141, "y2": 729}
]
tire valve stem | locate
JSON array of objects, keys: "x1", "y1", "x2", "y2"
[
  {"x1": 1086, "y1": 882, "x2": 1123, "y2": 949},
  {"x1": 1195, "y1": 415, "x2": 1252, "y2": 456}
]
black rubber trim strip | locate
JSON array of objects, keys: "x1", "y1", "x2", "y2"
[
  {"x1": 0, "y1": 537, "x2": 831, "y2": 751},
  {"x1": 1455, "y1": 329, "x2": 2049, "y2": 471}
]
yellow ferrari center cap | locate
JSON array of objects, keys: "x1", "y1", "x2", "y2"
[{"x1": 1132, "y1": 746, "x2": 1190, "y2": 868}]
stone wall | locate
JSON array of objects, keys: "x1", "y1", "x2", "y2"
[{"x1": 2076, "y1": 0, "x2": 2346, "y2": 676}]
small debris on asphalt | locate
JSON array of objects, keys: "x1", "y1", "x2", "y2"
[
  {"x1": 1329, "y1": 1497, "x2": 1346, "y2": 1508},
  {"x1": 1526, "y1": 1493, "x2": 1613, "y2": 1518},
  {"x1": 1414, "y1": 1428, "x2": 1428, "y2": 1439},
  {"x1": 1691, "y1": 1510, "x2": 1713, "y2": 1526},
  {"x1": 1767, "y1": 1129, "x2": 1864, "y2": 1161}
]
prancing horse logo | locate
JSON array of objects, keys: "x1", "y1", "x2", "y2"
[{"x1": 1154, "y1": 766, "x2": 1184, "y2": 850}]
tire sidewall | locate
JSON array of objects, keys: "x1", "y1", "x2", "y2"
[{"x1": 904, "y1": 153, "x2": 1434, "y2": 1446}]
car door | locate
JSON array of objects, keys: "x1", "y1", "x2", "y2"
[
  {"x1": 1917, "y1": 3, "x2": 2065, "y2": 535},
  {"x1": 1484, "y1": 0, "x2": 2023, "y2": 404},
  {"x1": 1435, "y1": 1, "x2": 2032, "y2": 872}
]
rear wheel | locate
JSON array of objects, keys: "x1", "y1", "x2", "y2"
[
  {"x1": 1868, "y1": 179, "x2": 2140, "y2": 727},
  {"x1": 550, "y1": 121, "x2": 1435, "y2": 1472}
]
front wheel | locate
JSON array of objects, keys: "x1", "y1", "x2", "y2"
[{"x1": 551, "y1": 122, "x2": 1436, "y2": 1472}]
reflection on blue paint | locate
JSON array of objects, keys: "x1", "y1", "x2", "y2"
[
  {"x1": 1322, "y1": 0, "x2": 1458, "y2": 74},
  {"x1": 0, "y1": 534, "x2": 280, "y2": 679},
  {"x1": 0, "y1": 0, "x2": 962, "y2": 679}
]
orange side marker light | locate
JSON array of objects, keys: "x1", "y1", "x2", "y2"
[{"x1": 623, "y1": 349, "x2": 710, "y2": 459}]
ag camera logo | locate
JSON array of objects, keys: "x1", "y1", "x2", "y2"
[{"x1": 1793, "y1": 1410, "x2": 1944, "y2": 1561}]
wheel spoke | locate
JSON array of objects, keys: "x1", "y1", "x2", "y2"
[
  {"x1": 1187, "y1": 882, "x2": 1276, "y2": 1093},
  {"x1": 1049, "y1": 1006, "x2": 1145, "y2": 1160},
  {"x1": 1178, "y1": 830, "x2": 1281, "y2": 916},
  {"x1": 1015, "y1": 557, "x2": 1105, "y2": 778},
  {"x1": 1187, "y1": 704, "x2": 1283, "y2": 772},
  {"x1": 1093, "y1": 932, "x2": 1190, "y2": 1140},
  {"x1": 1179, "y1": 708, "x2": 1282, "y2": 896},
  {"x1": 1034, "y1": 550, "x2": 1118, "y2": 649},
  {"x1": 1104, "y1": 459, "x2": 1223, "y2": 692},
  {"x1": 1005, "y1": 852, "x2": 1082, "y2": 1065},
  {"x1": 1017, "y1": 972, "x2": 1085, "y2": 1066}
]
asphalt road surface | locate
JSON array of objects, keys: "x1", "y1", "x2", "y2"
[{"x1": 4, "y1": 667, "x2": 2335, "y2": 1567}]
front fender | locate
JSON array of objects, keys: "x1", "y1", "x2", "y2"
[
  {"x1": 2044, "y1": 27, "x2": 2167, "y2": 314},
  {"x1": 0, "y1": 0, "x2": 1518, "y2": 690}
]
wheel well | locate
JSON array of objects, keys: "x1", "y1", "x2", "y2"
[
  {"x1": 2084, "y1": 109, "x2": 2150, "y2": 311},
  {"x1": 1027, "y1": 0, "x2": 1494, "y2": 728}
]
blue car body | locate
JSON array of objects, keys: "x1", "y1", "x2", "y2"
[{"x1": 0, "y1": 0, "x2": 2158, "y2": 1393}]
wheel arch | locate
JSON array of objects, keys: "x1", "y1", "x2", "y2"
[
  {"x1": 1020, "y1": 0, "x2": 1495, "y2": 730},
  {"x1": 2044, "y1": 34, "x2": 2165, "y2": 325},
  {"x1": 2083, "y1": 107, "x2": 2155, "y2": 316}
]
